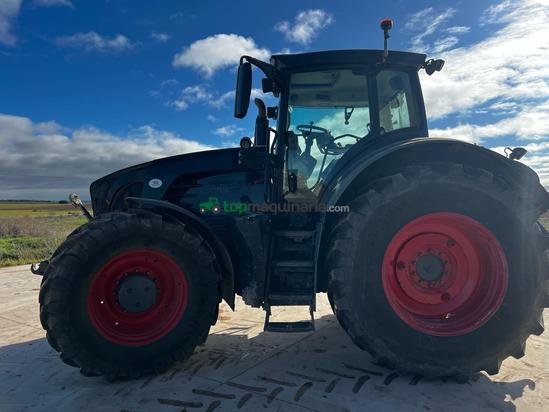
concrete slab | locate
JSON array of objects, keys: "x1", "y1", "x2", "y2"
[{"x1": 0, "y1": 265, "x2": 547, "y2": 412}]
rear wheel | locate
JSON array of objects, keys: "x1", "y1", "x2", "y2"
[
  {"x1": 39, "y1": 211, "x2": 221, "y2": 379},
  {"x1": 326, "y1": 162, "x2": 548, "y2": 378}
]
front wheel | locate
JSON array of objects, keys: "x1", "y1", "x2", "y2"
[
  {"x1": 326, "y1": 162, "x2": 548, "y2": 378},
  {"x1": 39, "y1": 211, "x2": 221, "y2": 379}
]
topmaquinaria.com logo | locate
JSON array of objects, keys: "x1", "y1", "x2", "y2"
[{"x1": 198, "y1": 197, "x2": 349, "y2": 215}]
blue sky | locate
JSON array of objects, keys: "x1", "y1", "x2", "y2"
[{"x1": 0, "y1": 0, "x2": 548, "y2": 199}]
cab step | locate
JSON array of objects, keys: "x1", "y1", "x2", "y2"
[
  {"x1": 268, "y1": 292, "x2": 314, "y2": 306},
  {"x1": 264, "y1": 320, "x2": 315, "y2": 333},
  {"x1": 264, "y1": 306, "x2": 315, "y2": 333},
  {"x1": 263, "y1": 228, "x2": 318, "y2": 333}
]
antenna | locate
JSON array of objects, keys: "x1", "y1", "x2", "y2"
[{"x1": 380, "y1": 18, "x2": 393, "y2": 63}]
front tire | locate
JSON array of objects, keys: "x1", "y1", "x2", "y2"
[
  {"x1": 326, "y1": 162, "x2": 548, "y2": 378},
  {"x1": 39, "y1": 211, "x2": 221, "y2": 379}
]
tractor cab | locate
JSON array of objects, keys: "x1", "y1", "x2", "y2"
[{"x1": 234, "y1": 21, "x2": 443, "y2": 204}]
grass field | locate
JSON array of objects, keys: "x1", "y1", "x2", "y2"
[
  {"x1": 0, "y1": 202, "x2": 88, "y2": 267},
  {"x1": 0, "y1": 202, "x2": 84, "y2": 217},
  {"x1": 0, "y1": 201, "x2": 548, "y2": 268}
]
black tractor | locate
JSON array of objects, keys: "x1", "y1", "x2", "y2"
[{"x1": 38, "y1": 20, "x2": 548, "y2": 380}]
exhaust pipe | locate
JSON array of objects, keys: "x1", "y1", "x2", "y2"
[{"x1": 254, "y1": 98, "x2": 269, "y2": 148}]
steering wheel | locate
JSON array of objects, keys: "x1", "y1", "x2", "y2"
[
  {"x1": 296, "y1": 124, "x2": 342, "y2": 156},
  {"x1": 296, "y1": 124, "x2": 330, "y2": 136},
  {"x1": 297, "y1": 124, "x2": 363, "y2": 156}
]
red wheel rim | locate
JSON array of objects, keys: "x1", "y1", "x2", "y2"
[
  {"x1": 87, "y1": 249, "x2": 188, "y2": 346},
  {"x1": 382, "y1": 212, "x2": 508, "y2": 336}
]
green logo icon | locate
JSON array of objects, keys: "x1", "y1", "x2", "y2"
[{"x1": 199, "y1": 197, "x2": 222, "y2": 214}]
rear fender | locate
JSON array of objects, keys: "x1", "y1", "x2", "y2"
[
  {"x1": 125, "y1": 197, "x2": 235, "y2": 310},
  {"x1": 323, "y1": 138, "x2": 548, "y2": 209}
]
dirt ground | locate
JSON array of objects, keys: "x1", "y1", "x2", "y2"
[{"x1": 0, "y1": 265, "x2": 547, "y2": 412}]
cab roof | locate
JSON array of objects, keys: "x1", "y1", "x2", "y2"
[{"x1": 270, "y1": 49, "x2": 426, "y2": 71}]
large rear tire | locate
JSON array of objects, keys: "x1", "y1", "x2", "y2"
[
  {"x1": 326, "y1": 162, "x2": 548, "y2": 378},
  {"x1": 39, "y1": 211, "x2": 221, "y2": 379}
]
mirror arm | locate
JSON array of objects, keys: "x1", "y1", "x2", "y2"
[{"x1": 241, "y1": 55, "x2": 283, "y2": 89}]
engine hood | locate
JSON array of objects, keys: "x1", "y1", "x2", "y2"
[{"x1": 90, "y1": 147, "x2": 243, "y2": 214}]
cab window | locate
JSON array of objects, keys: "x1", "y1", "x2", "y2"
[{"x1": 376, "y1": 70, "x2": 419, "y2": 133}]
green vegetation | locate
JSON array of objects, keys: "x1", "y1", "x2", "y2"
[
  {"x1": 0, "y1": 236, "x2": 49, "y2": 266},
  {"x1": 0, "y1": 202, "x2": 88, "y2": 267},
  {"x1": 0, "y1": 201, "x2": 83, "y2": 217}
]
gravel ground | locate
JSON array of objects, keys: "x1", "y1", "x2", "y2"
[{"x1": 0, "y1": 265, "x2": 547, "y2": 412}]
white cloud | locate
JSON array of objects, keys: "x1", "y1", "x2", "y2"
[
  {"x1": 421, "y1": 0, "x2": 549, "y2": 120},
  {"x1": 489, "y1": 101, "x2": 519, "y2": 114},
  {"x1": 169, "y1": 99, "x2": 188, "y2": 111},
  {"x1": 482, "y1": 0, "x2": 516, "y2": 23},
  {"x1": 445, "y1": 26, "x2": 470, "y2": 34},
  {"x1": 34, "y1": 120, "x2": 67, "y2": 134},
  {"x1": 275, "y1": 9, "x2": 333, "y2": 45},
  {"x1": 180, "y1": 85, "x2": 214, "y2": 102},
  {"x1": 420, "y1": 0, "x2": 549, "y2": 188},
  {"x1": 0, "y1": 113, "x2": 213, "y2": 200},
  {"x1": 56, "y1": 32, "x2": 135, "y2": 53},
  {"x1": 160, "y1": 79, "x2": 178, "y2": 88},
  {"x1": 431, "y1": 100, "x2": 549, "y2": 143},
  {"x1": 213, "y1": 124, "x2": 245, "y2": 137},
  {"x1": 209, "y1": 91, "x2": 234, "y2": 109},
  {"x1": 0, "y1": 0, "x2": 22, "y2": 46},
  {"x1": 32, "y1": 0, "x2": 73, "y2": 8},
  {"x1": 150, "y1": 32, "x2": 171, "y2": 42},
  {"x1": 207, "y1": 115, "x2": 220, "y2": 123},
  {"x1": 405, "y1": 7, "x2": 456, "y2": 52},
  {"x1": 172, "y1": 34, "x2": 270, "y2": 77},
  {"x1": 167, "y1": 85, "x2": 215, "y2": 111},
  {"x1": 431, "y1": 36, "x2": 459, "y2": 53}
]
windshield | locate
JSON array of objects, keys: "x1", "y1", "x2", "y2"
[
  {"x1": 286, "y1": 69, "x2": 370, "y2": 196},
  {"x1": 285, "y1": 68, "x2": 418, "y2": 199}
]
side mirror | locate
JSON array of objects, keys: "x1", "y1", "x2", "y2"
[
  {"x1": 505, "y1": 146, "x2": 527, "y2": 160},
  {"x1": 424, "y1": 59, "x2": 445, "y2": 76},
  {"x1": 234, "y1": 62, "x2": 252, "y2": 119}
]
